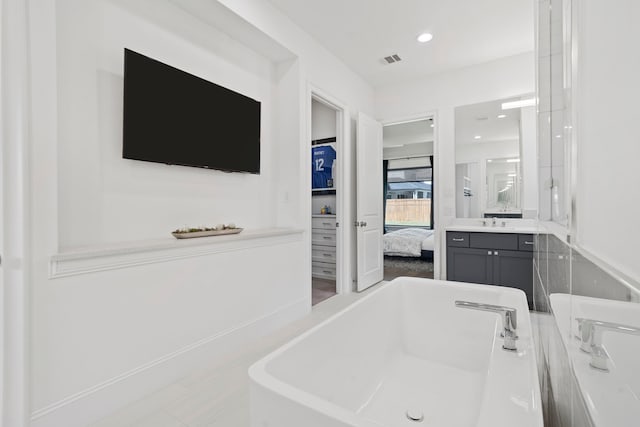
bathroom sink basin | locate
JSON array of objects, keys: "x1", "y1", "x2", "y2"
[
  {"x1": 550, "y1": 294, "x2": 640, "y2": 427},
  {"x1": 250, "y1": 278, "x2": 542, "y2": 427}
]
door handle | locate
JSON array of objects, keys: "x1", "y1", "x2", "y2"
[
  {"x1": 359, "y1": 221, "x2": 367, "y2": 227},
  {"x1": 452, "y1": 238, "x2": 465, "y2": 242}
]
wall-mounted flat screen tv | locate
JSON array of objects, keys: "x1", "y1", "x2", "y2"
[{"x1": 122, "y1": 49, "x2": 261, "y2": 174}]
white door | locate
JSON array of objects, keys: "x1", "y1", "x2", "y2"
[{"x1": 356, "y1": 112, "x2": 384, "y2": 291}]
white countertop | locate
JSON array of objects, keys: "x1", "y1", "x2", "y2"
[{"x1": 445, "y1": 224, "x2": 539, "y2": 234}]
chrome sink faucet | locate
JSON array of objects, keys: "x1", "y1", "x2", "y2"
[
  {"x1": 455, "y1": 301, "x2": 518, "y2": 351},
  {"x1": 577, "y1": 318, "x2": 640, "y2": 371}
]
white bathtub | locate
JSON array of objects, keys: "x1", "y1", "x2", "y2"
[{"x1": 249, "y1": 277, "x2": 542, "y2": 427}]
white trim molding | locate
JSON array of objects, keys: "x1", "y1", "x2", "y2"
[
  {"x1": 49, "y1": 228, "x2": 303, "y2": 278},
  {"x1": 1, "y1": 0, "x2": 32, "y2": 425}
]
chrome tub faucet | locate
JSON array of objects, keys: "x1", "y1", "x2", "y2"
[
  {"x1": 455, "y1": 301, "x2": 518, "y2": 351},
  {"x1": 577, "y1": 318, "x2": 640, "y2": 371}
]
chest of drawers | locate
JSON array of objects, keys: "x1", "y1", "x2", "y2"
[{"x1": 312, "y1": 216, "x2": 336, "y2": 279}]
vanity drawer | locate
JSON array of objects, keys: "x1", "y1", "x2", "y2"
[
  {"x1": 312, "y1": 229, "x2": 336, "y2": 245},
  {"x1": 312, "y1": 245, "x2": 336, "y2": 263},
  {"x1": 312, "y1": 261, "x2": 336, "y2": 278},
  {"x1": 447, "y1": 232, "x2": 470, "y2": 247},
  {"x1": 469, "y1": 233, "x2": 518, "y2": 250},
  {"x1": 312, "y1": 217, "x2": 336, "y2": 230},
  {"x1": 518, "y1": 234, "x2": 535, "y2": 251}
]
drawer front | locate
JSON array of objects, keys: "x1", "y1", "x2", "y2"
[
  {"x1": 312, "y1": 245, "x2": 337, "y2": 263},
  {"x1": 312, "y1": 229, "x2": 336, "y2": 246},
  {"x1": 312, "y1": 217, "x2": 336, "y2": 230},
  {"x1": 469, "y1": 233, "x2": 518, "y2": 250},
  {"x1": 447, "y1": 232, "x2": 470, "y2": 247},
  {"x1": 312, "y1": 261, "x2": 336, "y2": 278},
  {"x1": 518, "y1": 234, "x2": 535, "y2": 251}
]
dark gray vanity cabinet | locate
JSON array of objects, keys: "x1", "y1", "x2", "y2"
[{"x1": 447, "y1": 231, "x2": 534, "y2": 309}]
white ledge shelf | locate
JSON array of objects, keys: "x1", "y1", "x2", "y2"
[{"x1": 49, "y1": 228, "x2": 304, "y2": 279}]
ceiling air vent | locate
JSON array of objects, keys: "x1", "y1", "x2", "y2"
[{"x1": 383, "y1": 54, "x2": 402, "y2": 64}]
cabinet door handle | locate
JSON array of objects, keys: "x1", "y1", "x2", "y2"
[
  {"x1": 495, "y1": 251, "x2": 499, "y2": 256},
  {"x1": 524, "y1": 241, "x2": 534, "y2": 245},
  {"x1": 452, "y1": 238, "x2": 465, "y2": 242},
  {"x1": 488, "y1": 251, "x2": 493, "y2": 255}
]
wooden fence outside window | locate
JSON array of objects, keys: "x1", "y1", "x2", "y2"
[{"x1": 385, "y1": 199, "x2": 431, "y2": 226}]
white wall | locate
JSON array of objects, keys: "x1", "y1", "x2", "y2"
[
  {"x1": 311, "y1": 99, "x2": 336, "y2": 140},
  {"x1": 455, "y1": 164, "x2": 471, "y2": 218},
  {"x1": 27, "y1": 0, "x2": 374, "y2": 425},
  {"x1": 520, "y1": 106, "x2": 538, "y2": 218},
  {"x1": 57, "y1": 0, "x2": 280, "y2": 248},
  {"x1": 218, "y1": 0, "x2": 375, "y2": 290},
  {"x1": 575, "y1": 0, "x2": 640, "y2": 284},
  {"x1": 375, "y1": 52, "x2": 535, "y2": 277},
  {"x1": 455, "y1": 140, "x2": 520, "y2": 164}
]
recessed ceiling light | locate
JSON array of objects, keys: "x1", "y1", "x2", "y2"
[
  {"x1": 555, "y1": 134, "x2": 562, "y2": 138},
  {"x1": 507, "y1": 158, "x2": 521, "y2": 163},
  {"x1": 474, "y1": 135, "x2": 482, "y2": 140},
  {"x1": 417, "y1": 33, "x2": 433, "y2": 43},
  {"x1": 487, "y1": 159, "x2": 493, "y2": 163},
  {"x1": 497, "y1": 114, "x2": 507, "y2": 119},
  {"x1": 430, "y1": 124, "x2": 434, "y2": 128}
]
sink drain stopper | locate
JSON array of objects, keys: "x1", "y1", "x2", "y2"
[{"x1": 406, "y1": 406, "x2": 424, "y2": 422}]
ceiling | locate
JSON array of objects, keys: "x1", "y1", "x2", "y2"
[
  {"x1": 455, "y1": 97, "x2": 527, "y2": 146},
  {"x1": 268, "y1": 0, "x2": 534, "y2": 87}
]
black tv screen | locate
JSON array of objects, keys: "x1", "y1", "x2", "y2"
[{"x1": 122, "y1": 49, "x2": 261, "y2": 174}]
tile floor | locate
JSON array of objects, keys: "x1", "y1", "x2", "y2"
[{"x1": 91, "y1": 281, "x2": 385, "y2": 427}]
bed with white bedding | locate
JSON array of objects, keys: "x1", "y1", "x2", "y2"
[{"x1": 383, "y1": 228, "x2": 434, "y2": 258}]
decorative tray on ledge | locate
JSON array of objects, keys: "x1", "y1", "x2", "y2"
[{"x1": 172, "y1": 227, "x2": 243, "y2": 239}]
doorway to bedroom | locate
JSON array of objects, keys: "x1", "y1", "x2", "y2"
[{"x1": 382, "y1": 118, "x2": 435, "y2": 281}]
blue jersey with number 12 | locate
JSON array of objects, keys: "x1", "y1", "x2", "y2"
[{"x1": 312, "y1": 145, "x2": 336, "y2": 189}]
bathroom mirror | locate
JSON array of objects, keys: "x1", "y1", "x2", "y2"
[{"x1": 454, "y1": 95, "x2": 537, "y2": 219}]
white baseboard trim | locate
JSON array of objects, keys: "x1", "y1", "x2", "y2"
[{"x1": 30, "y1": 296, "x2": 309, "y2": 427}]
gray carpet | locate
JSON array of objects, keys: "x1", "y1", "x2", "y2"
[{"x1": 384, "y1": 256, "x2": 434, "y2": 281}]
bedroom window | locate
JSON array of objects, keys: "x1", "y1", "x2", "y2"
[{"x1": 385, "y1": 167, "x2": 432, "y2": 228}]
